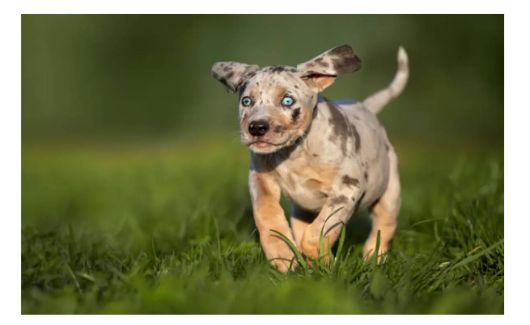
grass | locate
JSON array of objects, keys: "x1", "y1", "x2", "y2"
[{"x1": 21, "y1": 138, "x2": 504, "y2": 314}]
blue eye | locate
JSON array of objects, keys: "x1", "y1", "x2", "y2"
[
  {"x1": 241, "y1": 96, "x2": 253, "y2": 107},
  {"x1": 281, "y1": 96, "x2": 295, "y2": 107}
]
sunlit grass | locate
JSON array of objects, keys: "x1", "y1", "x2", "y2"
[{"x1": 22, "y1": 140, "x2": 503, "y2": 314}]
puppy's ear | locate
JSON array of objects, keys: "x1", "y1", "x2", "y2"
[
  {"x1": 297, "y1": 45, "x2": 361, "y2": 92},
  {"x1": 211, "y1": 62, "x2": 259, "y2": 93}
]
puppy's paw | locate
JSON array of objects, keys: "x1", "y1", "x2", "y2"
[
  {"x1": 300, "y1": 233, "x2": 331, "y2": 265},
  {"x1": 264, "y1": 234, "x2": 298, "y2": 273},
  {"x1": 300, "y1": 238, "x2": 319, "y2": 260},
  {"x1": 269, "y1": 256, "x2": 297, "y2": 273}
]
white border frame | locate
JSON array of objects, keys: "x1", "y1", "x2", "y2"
[{"x1": 3, "y1": 0, "x2": 527, "y2": 323}]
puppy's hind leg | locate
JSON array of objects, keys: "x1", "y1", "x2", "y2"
[{"x1": 363, "y1": 147, "x2": 401, "y2": 260}]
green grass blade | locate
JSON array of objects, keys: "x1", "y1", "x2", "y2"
[
  {"x1": 270, "y1": 229, "x2": 308, "y2": 271},
  {"x1": 335, "y1": 223, "x2": 347, "y2": 264},
  {"x1": 451, "y1": 239, "x2": 503, "y2": 270},
  {"x1": 318, "y1": 207, "x2": 344, "y2": 263},
  {"x1": 372, "y1": 230, "x2": 381, "y2": 267},
  {"x1": 319, "y1": 226, "x2": 326, "y2": 264},
  {"x1": 65, "y1": 264, "x2": 82, "y2": 294},
  {"x1": 429, "y1": 239, "x2": 504, "y2": 291}
]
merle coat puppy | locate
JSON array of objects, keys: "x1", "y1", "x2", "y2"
[{"x1": 212, "y1": 45, "x2": 409, "y2": 272}]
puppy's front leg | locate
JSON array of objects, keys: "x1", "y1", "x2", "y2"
[
  {"x1": 301, "y1": 190, "x2": 361, "y2": 263},
  {"x1": 249, "y1": 171, "x2": 296, "y2": 273}
]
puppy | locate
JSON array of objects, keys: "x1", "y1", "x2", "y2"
[{"x1": 211, "y1": 45, "x2": 409, "y2": 272}]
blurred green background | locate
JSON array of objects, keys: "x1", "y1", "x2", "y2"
[
  {"x1": 22, "y1": 14, "x2": 502, "y2": 147},
  {"x1": 22, "y1": 15, "x2": 503, "y2": 314}
]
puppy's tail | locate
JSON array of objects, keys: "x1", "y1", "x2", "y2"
[{"x1": 363, "y1": 46, "x2": 409, "y2": 115}]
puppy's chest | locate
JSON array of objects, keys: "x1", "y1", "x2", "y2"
[{"x1": 274, "y1": 158, "x2": 338, "y2": 211}]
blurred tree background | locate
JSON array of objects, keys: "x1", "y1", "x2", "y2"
[{"x1": 22, "y1": 15, "x2": 503, "y2": 149}]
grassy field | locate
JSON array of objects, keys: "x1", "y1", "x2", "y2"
[
  {"x1": 21, "y1": 14, "x2": 503, "y2": 315},
  {"x1": 21, "y1": 138, "x2": 503, "y2": 314}
]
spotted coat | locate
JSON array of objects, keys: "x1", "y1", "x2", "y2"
[{"x1": 212, "y1": 45, "x2": 409, "y2": 272}]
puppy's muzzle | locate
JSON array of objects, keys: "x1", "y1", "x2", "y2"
[{"x1": 248, "y1": 120, "x2": 270, "y2": 137}]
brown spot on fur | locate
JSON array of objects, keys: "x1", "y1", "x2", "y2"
[
  {"x1": 267, "y1": 65, "x2": 297, "y2": 73},
  {"x1": 274, "y1": 125, "x2": 285, "y2": 133},
  {"x1": 291, "y1": 108, "x2": 301, "y2": 123},
  {"x1": 246, "y1": 71, "x2": 256, "y2": 79},
  {"x1": 315, "y1": 57, "x2": 330, "y2": 68},
  {"x1": 238, "y1": 82, "x2": 249, "y2": 96},
  {"x1": 332, "y1": 55, "x2": 361, "y2": 74},
  {"x1": 342, "y1": 175, "x2": 360, "y2": 187},
  {"x1": 328, "y1": 45, "x2": 353, "y2": 57},
  {"x1": 327, "y1": 102, "x2": 348, "y2": 136},
  {"x1": 269, "y1": 65, "x2": 286, "y2": 73},
  {"x1": 327, "y1": 101, "x2": 349, "y2": 155},
  {"x1": 352, "y1": 124, "x2": 361, "y2": 152},
  {"x1": 330, "y1": 195, "x2": 348, "y2": 206},
  {"x1": 328, "y1": 45, "x2": 362, "y2": 74},
  {"x1": 364, "y1": 171, "x2": 369, "y2": 182}
]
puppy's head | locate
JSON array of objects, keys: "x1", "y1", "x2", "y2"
[{"x1": 212, "y1": 45, "x2": 361, "y2": 154}]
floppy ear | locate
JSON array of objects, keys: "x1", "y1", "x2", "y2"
[
  {"x1": 297, "y1": 45, "x2": 361, "y2": 92},
  {"x1": 211, "y1": 62, "x2": 260, "y2": 93}
]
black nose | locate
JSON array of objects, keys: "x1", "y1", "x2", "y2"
[{"x1": 248, "y1": 120, "x2": 270, "y2": 137}]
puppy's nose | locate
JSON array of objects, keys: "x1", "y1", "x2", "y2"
[{"x1": 248, "y1": 120, "x2": 270, "y2": 137}]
